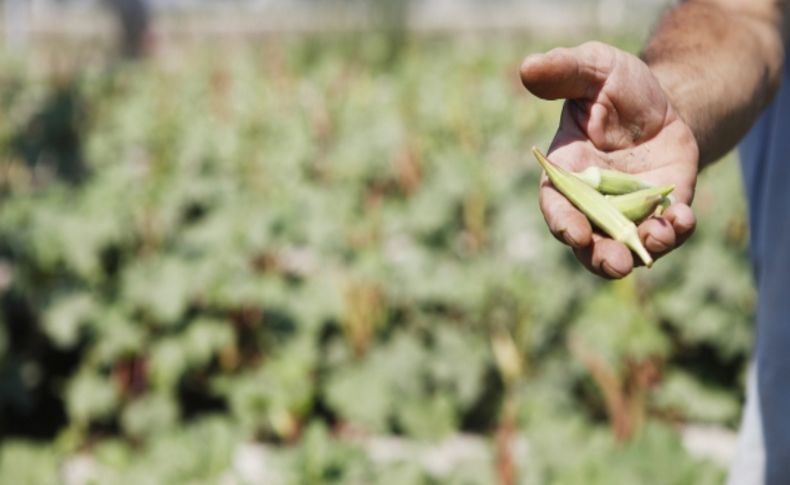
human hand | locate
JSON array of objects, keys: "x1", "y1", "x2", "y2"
[{"x1": 521, "y1": 42, "x2": 699, "y2": 278}]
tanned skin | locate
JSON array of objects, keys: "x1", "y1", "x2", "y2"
[{"x1": 520, "y1": 0, "x2": 787, "y2": 279}]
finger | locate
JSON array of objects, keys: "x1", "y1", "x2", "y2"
[
  {"x1": 638, "y1": 216, "x2": 676, "y2": 254},
  {"x1": 520, "y1": 42, "x2": 613, "y2": 101},
  {"x1": 539, "y1": 178, "x2": 592, "y2": 248},
  {"x1": 573, "y1": 234, "x2": 634, "y2": 279},
  {"x1": 662, "y1": 203, "x2": 696, "y2": 245}
]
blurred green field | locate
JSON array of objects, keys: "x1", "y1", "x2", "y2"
[{"x1": 0, "y1": 33, "x2": 753, "y2": 484}]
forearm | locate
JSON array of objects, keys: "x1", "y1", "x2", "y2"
[{"x1": 642, "y1": 1, "x2": 785, "y2": 167}]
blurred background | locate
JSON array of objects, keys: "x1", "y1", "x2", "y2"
[{"x1": 0, "y1": 1, "x2": 753, "y2": 484}]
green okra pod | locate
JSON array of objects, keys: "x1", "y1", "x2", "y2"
[
  {"x1": 532, "y1": 147, "x2": 653, "y2": 267},
  {"x1": 606, "y1": 185, "x2": 675, "y2": 222},
  {"x1": 574, "y1": 166, "x2": 653, "y2": 195},
  {"x1": 657, "y1": 195, "x2": 672, "y2": 215}
]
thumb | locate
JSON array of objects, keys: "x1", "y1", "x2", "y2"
[{"x1": 520, "y1": 42, "x2": 613, "y2": 101}]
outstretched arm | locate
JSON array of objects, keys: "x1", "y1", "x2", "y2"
[
  {"x1": 520, "y1": 0, "x2": 786, "y2": 279},
  {"x1": 644, "y1": 0, "x2": 786, "y2": 166}
]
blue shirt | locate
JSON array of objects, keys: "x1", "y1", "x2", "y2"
[{"x1": 738, "y1": 51, "x2": 790, "y2": 485}]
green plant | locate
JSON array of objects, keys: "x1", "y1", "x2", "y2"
[{"x1": 0, "y1": 34, "x2": 750, "y2": 484}]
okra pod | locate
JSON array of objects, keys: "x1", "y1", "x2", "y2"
[
  {"x1": 606, "y1": 185, "x2": 675, "y2": 222},
  {"x1": 574, "y1": 166, "x2": 653, "y2": 195},
  {"x1": 532, "y1": 147, "x2": 653, "y2": 267},
  {"x1": 657, "y1": 195, "x2": 672, "y2": 216}
]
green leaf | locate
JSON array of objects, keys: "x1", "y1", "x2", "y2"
[
  {"x1": 120, "y1": 393, "x2": 179, "y2": 439},
  {"x1": 43, "y1": 293, "x2": 96, "y2": 349},
  {"x1": 66, "y1": 370, "x2": 119, "y2": 425},
  {"x1": 652, "y1": 371, "x2": 740, "y2": 424},
  {"x1": 0, "y1": 442, "x2": 60, "y2": 485}
]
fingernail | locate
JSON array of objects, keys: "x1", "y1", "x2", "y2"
[
  {"x1": 602, "y1": 260, "x2": 627, "y2": 279},
  {"x1": 560, "y1": 228, "x2": 580, "y2": 247},
  {"x1": 645, "y1": 234, "x2": 669, "y2": 253},
  {"x1": 520, "y1": 54, "x2": 544, "y2": 74},
  {"x1": 522, "y1": 53, "x2": 543, "y2": 65}
]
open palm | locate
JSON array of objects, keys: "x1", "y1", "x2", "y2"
[{"x1": 521, "y1": 42, "x2": 699, "y2": 278}]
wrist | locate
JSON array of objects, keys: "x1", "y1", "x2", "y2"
[
  {"x1": 644, "y1": 61, "x2": 703, "y2": 171},
  {"x1": 644, "y1": 62, "x2": 695, "y2": 134}
]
